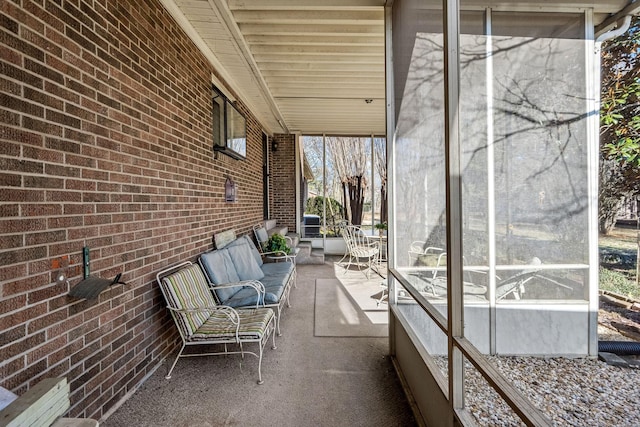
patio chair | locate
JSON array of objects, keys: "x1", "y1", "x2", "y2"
[
  {"x1": 405, "y1": 253, "x2": 557, "y2": 302},
  {"x1": 156, "y1": 261, "x2": 277, "y2": 384},
  {"x1": 341, "y1": 225, "x2": 380, "y2": 278},
  {"x1": 408, "y1": 242, "x2": 445, "y2": 267},
  {"x1": 253, "y1": 223, "x2": 299, "y2": 262},
  {"x1": 405, "y1": 245, "x2": 487, "y2": 299},
  {"x1": 470, "y1": 259, "x2": 575, "y2": 301},
  {"x1": 253, "y1": 223, "x2": 299, "y2": 288}
]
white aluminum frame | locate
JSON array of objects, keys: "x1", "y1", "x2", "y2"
[{"x1": 386, "y1": 1, "x2": 600, "y2": 424}]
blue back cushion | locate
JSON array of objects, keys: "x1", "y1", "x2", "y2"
[
  {"x1": 255, "y1": 227, "x2": 269, "y2": 251},
  {"x1": 227, "y1": 242, "x2": 265, "y2": 281},
  {"x1": 228, "y1": 235, "x2": 263, "y2": 266},
  {"x1": 199, "y1": 249, "x2": 241, "y2": 303}
]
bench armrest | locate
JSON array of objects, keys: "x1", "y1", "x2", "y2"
[{"x1": 211, "y1": 280, "x2": 266, "y2": 308}]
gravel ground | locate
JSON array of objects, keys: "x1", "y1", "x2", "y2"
[
  {"x1": 463, "y1": 355, "x2": 640, "y2": 426},
  {"x1": 434, "y1": 299, "x2": 640, "y2": 426}
]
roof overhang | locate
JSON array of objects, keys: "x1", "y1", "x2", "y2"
[{"x1": 159, "y1": 0, "x2": 638, "y2": 136}]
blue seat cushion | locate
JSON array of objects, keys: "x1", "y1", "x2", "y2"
[
  {"x1": 263, "y1": 283, "x2": 285, "y2": 301},
  {"x1": 260, "y1": 262, "x2": 293, "y2": 299},
  {"x1": 224, "y1": 287, "x2": 279, "y2": 307},
  {"x1": 261, "y1": 262, "x2": 293, "y2": 278}
]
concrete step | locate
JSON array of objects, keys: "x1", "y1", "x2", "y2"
[
  {"x1": 286, "y1": 233, "x2": 300, "y2": 248},
  {"x1": 296, "y1": 243, "x2": 325, "y2": 265}
]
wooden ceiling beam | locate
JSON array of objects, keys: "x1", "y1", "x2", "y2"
[
  {"x1": 228, "y1": 0, "x2": 385, "y2": 11},
  {"x1": 232, "y1": 10, "x2": 383, "y2": 25},
  {"x1": 249, "y1": 44, "x2": 383, "y2": 55},
  {"x1": 244, "y1": 34, "x2": 385, "y2": 46},
  {"x1": 258, "y1": 62, "x2": 385, "y2": 72}
]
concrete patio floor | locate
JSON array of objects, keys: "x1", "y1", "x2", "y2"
[{"x1": 101, "y1": 258, "x2": 417, "y2": 427}]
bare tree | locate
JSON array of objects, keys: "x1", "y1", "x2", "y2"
[
  {"x1": 326, "y1": 137, "x2": 368, "y2": 225},
  {"x1": 374, "y1": 138, "x2": 387, "y2": 224}
]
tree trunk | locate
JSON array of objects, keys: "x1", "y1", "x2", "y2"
[
  {"x1": 345, "y1": 175, "x2": 365, "y2": 226},
  {"x1": 599, "y1": 195, "x2": 623, "y2": 234},
  {"x1": 341, "y1": 184, "x2": 349, "y2": 223},
  {"x1": 380, "y1": 183, "x2": 388, "y2": 224}
]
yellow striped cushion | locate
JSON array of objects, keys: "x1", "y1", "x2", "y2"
[
  {"x1": 191, "y1": 308, "x2": 274, "y2": 341},
  {"x1": 161, "y1": 264, "x2": 217, "y2": 336}
]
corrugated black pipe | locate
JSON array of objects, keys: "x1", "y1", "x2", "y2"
[{"x1": 599, "y1": 340, "x2": 640, "y2": 355}]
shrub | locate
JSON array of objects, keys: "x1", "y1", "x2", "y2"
[
  {"x1": 305, "y1": 196, "x2": 344, "y2": 234},
  {"x1": 266, "y1": 234, "x2": 291, "y2": 255}
]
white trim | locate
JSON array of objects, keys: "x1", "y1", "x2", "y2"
[
  {"x1": 484, "y1": 7, "x2": 498, "y2": 355},
  {"x1": 370, "y1": 134, "x2": 375, "y2": 230},
  {"x1": 295, "y1": 133, "x2": 302, "y2": 234},
  {"x1": 384, "y1": 1, "x2": 396, "y2": 304},
  {"x1": 409, "y1": 4, "x2": 591, "y2": 13},
  {"x1": 586, "y1": 8, "x2": 600, "y2": 358},
  {"x1": 443, "y1": 0, "x2": 465, "y2": 411},
  {"x1": 322, "y1": 134, "x2": 327, "y2": 249},
  {"x1": 595, "y1": 2, "x2": 640, "y2": 36}
]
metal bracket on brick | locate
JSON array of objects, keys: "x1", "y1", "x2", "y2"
[{"x1": 68, "y1": 246, "x2": 126, "y2": 300}]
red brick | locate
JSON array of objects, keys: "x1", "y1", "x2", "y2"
[
  {"x1": 29, "y1": 307, "x2": 69, "y2": 333},
  {"x1": 28, "y1": 281, "x2": 67, "y2": 305},
  {"x1": 0, "y1": 357, "x2": 25, "y2": 380},
  {"x1": 27, "y1": 335, "x2": 67, "y2": 364},
  {"x1": 0, "y1": 294, "x2": 26, "y2": 315},
  {"x1": 47, "y1": 215, "x2": 84, "y2": 229},
  {"x1": 45, "y1": 190, "x2": 82, "y2": 202},
  {"x1": 0, "y1": 332, "x2": 46, "y2": 361},
  {"x1": 22, "y1": 204, "x2": 63, "y2": 217},
  {"x1": 0, "y1": 0, "x2": 270, "y2": 418},
  {"x1": 0, "y1": 246, "x2": 47, "y2": 268},
  {"x1": 8, "y1": 271, "x2": 48, "y2": 291},
  {"x1": 0, "y1": 325, "x2": 26, "y2": 347},
  {"x1": 23, "y1": 145, "x2": 65, "y2": 163},
  {"x1": 1, "y1": 359, "x2": 46, "y2": 392},
  {"x1": 24, "y1": 176, "x2": 64, "y2": 189},
  {"x1": 0, "y1": 173, "x2": 22, "y2": 187},
  {"x1": 47, "y1": 315, "x2": 85, "y2": 340},
  {"x1": 70, "y1": 340, "x2": 101, "y2": 368},
  {"x1": 48, "y1": 338, "x2": 84, "y2": 366},
  {"x1": 0, "y1": 189, "x2": 44, "y2": 205}
]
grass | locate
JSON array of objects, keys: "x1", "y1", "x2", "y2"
[
  {"x1": 600, "y1": 225, "x2": 640, "y2": 300},
  {"x1": 599, "y1": 267, "x2": 640, "y2": 300}
]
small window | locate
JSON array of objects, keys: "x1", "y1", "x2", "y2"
[
  {"x1": 212, "y1": 85, "x2": 247, "y2": 160},
  {"x1": 212, "y1": 89, "x2": 224, "y2": 149}
]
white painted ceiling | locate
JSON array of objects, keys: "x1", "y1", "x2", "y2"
[{"x1": 159, "y1": 0, "x2": 638, "y2": 136}]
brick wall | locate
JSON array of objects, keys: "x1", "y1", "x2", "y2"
[
  {"x1": 269, "y1": 133, "x2": 297, "y2": 232},
  {"x1": 0, "y1": 0, "x2": 270, "y2": 420}
]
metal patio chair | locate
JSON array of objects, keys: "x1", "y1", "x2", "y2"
[
  {"x1": 253, "y1": 224, "x2": 298, "y2": 263},
  {"x1": 156, "y1": 261, "x2": 276, "y2": 384},
  {"x1": 341, "y1": 225, "x2": 380, "y2": 278}
]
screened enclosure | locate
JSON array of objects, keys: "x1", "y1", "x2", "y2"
[
  {"x1": 389, "y1": 2, "x2": 597, "y2": 357},
  {"x1": 301, "y1": 136, "x2": 387, "y2": 247}
]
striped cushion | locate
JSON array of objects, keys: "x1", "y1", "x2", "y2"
[
  {"x1": 190, "y1": 308, "x2": 274, "y2": 341},
  {"x1": 161, "y1": 264, "x2": 217, "y2": 337}
]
